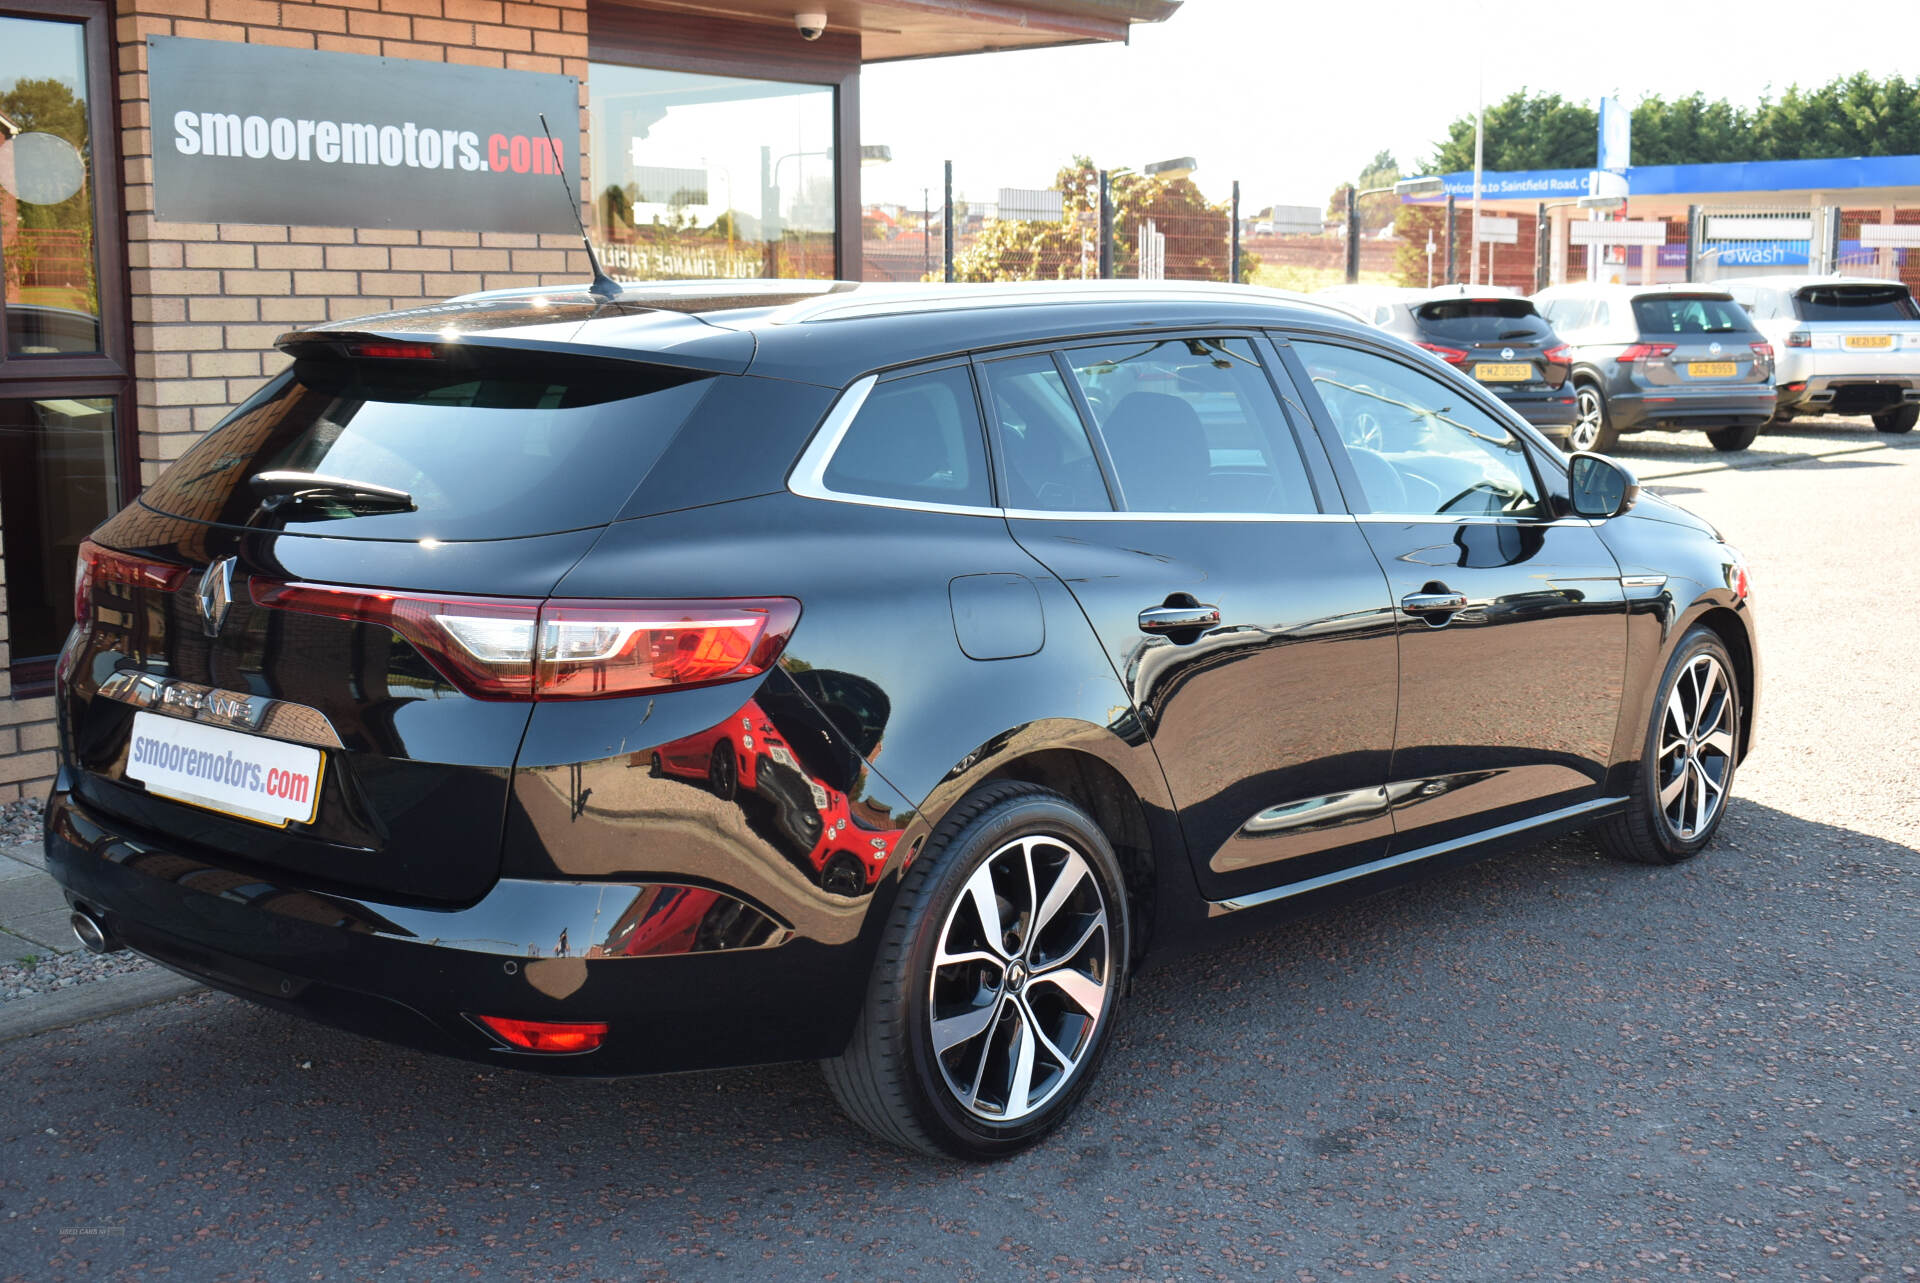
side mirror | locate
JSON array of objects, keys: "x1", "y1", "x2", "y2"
[{"x1": 1566, "y1": 451, "x2": 1639, "y2": 518}]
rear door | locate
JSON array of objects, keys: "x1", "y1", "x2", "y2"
[
  {"x1": 63, "y1": 346, "x2": 719, "y2": 903},
  {"x1": 981, "y1": 333, "x2": 1400, "y2": 900},
  {"x1": 1279, "y1": 335, "x2": 1629, "y2": 851}
]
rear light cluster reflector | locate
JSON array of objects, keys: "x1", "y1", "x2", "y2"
[
  {"x1": 1784, "y1": 330, "x2": 1812, "y2": 348},
  {"x1": 1415, "y1": 341, "x2": 1469, "y2": 365},
  {"x1": 74, "y1": 538, "x2": 189, "y2": 623},
  {"x1": 474, "y1": 1015, "x2": 609, "y2": 1053},
  {"x1": 1616, "y1": 343, "x2": 1677, "y2": 364},
  {"x1": 250, "y1": 579, "x2": 799, "y2": 702}
]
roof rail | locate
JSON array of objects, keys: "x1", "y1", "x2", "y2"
[{"x1": 766, "y1": 279, "x2": 1357, "y2": 325}]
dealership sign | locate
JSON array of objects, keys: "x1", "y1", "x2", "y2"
[{"x1": 149, "y1": 37, "x2": 581, "y2": 232}]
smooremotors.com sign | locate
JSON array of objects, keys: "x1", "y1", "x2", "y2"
[{"x1": 149, "y1": 36, "x2": 581, "y2": 233}]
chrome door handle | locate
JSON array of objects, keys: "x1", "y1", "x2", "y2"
[
  {"x1": 1138, "y1": 603, "x2": 1220, "y2": 633},
  {"x1": 1401, "y1": 591, "x2": 1468, "y2": 615}
]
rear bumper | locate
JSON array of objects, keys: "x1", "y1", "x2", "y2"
[
  {"x1": 1773, "y1": 374, "x2": 1920, "y2": 417},
  {"x1": 1607, "y1": 387, "x2": 1777, "y2": 432},
  {"x1": 1497, "y1": 390, "x2": 1580, "y2": 434},
  {"x1": 42, "y1": 780, "x2": 870, "y2": 1076}
]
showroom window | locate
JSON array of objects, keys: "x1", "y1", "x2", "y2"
[
  {"x1": 588, "y1": 63, "x2": 838, "y2": 281},
  {"x1": 0, "y1": 1, "x2": 131, "y2": 690}
]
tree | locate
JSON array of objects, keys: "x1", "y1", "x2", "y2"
[
  {"x1": 1326, "y1": 149, "x2": 1400, "y2": 236},
  {"x1": 1420, "y1": 76, "x2": 1920, "y2": 172}
]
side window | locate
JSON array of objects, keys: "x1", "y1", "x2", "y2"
[
  {"x1": 981, "y1": 354, "x2": 1114, "y2": 512},
  {"x1": 1293, "y1": 341, "x2": 1545, "y2": 519},
  {"x1": 1593, "y1": 301, "x2": 1612, "y2": 330},
  {"x1": 821, "y1": 366, "x2": 991, "y2": 507},
  {"x1": 1061, "y1": 337, "x2": 1318, "y2": 514}
]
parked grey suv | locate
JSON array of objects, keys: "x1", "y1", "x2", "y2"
[{"x1": 1534, "y1": 284, "x2": 1776, "y2": 452}]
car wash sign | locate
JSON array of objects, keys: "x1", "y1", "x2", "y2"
[{"x1": 149, "y1": 37, "x2": 581, "y2": 232}]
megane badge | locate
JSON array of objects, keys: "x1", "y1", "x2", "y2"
[{"x1": 198, "y1": 557, "x2": 235, "y2": 637}]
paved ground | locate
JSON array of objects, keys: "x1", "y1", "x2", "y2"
[{"x1": 3, "y1": 420, "x2": 1917, "y2": 1282}]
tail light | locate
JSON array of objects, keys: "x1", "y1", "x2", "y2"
[
  {"x1": 1542, "y1": 344, "x2": 1572, "y2": 364},
  {"x1": 1784, "y1": 330, "x2": 1812, "y2": 348},
  {"x1": 474, "y1": 1015, "x2": 609, "y2": 1053},
  {"x1": 74, "y1": 539, "x2": 189, "y2": 622},
  {"x1": 250, "y1": 579, "x2": 799, "y2": 701},
  {"x1": 347, "y1": 341, "x2": 439, "y2": 360},
  {"x1": 1415, "y1": 341, "x2": 1469, "y2": 364},
  {"x1": 1750, "y1": 341, "x2": 1774, "y2": 361},
  {"x1": 1616, "y1": 343, "x2": 1677, "y2": 364}
]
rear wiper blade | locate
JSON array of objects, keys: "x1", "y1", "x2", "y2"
[{"x1": 250, "y1": 471, "x2": 416, "y2": 516}]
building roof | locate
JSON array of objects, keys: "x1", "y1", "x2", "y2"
[{"x1": 601, "y1": 0, "x2": 1182, "y2": 61}]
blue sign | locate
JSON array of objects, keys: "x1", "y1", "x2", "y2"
[{"x1": 1599, "y1": 98, "x2": 1631, "y2": 173}]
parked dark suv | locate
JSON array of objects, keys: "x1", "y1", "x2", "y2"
[
  {"x1": 1329, "y1": 286, "x2": 1579, "y2": 443},
  {"x1": 46, "y1": 280, "x2": 1758, "y2": 1158},
  {"x1": 1533, "y1": 284, "x2": 1777, "y2": 453}
]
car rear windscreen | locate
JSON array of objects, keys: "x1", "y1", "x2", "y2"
[
  {"x1": 1631, "y1": 296, "x2": 1752, "y2": 335},
  {"x1": 1792, "y1": 285, "x2": 1920, "y2": 322},
  {"x1": 1412, "y1": 299, "x2": 1551, "y2": 341},
  {"x1": 139, "y1": 351, "x2": 715, "y2": 540}
]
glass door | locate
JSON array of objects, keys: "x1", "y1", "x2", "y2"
[{"x1": 0, "y1": 0, "x2": 128, "y2": 691}]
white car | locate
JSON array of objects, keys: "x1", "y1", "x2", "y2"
[{"x1": 1721, "y1": 276, "x2": 1920, "y2": 433}]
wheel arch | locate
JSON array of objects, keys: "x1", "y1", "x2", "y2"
[
  {"x1": 915, "y1": 721, "x2": 1190, "y2": 964},
  {"x1": 1689, "y1": 603, "x2": 1757, "y2": 763}
]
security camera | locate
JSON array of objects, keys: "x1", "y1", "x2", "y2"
[{"x1": 795, "y1": 10, "x2": 827, "y2": 40}]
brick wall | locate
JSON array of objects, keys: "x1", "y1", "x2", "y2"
[{"x1": 0, "y1": 0, "x2": 594, "y2": 801}]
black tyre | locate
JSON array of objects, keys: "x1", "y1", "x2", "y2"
[
  {"x1": 1599, "y1": 626, "x2": 1742, "y2": 865},
  {"x1": 648, "y1": 752, "x2": 664, "y2": 778},
  {"x1": 822, "y1": 782, "x2": 1131, "y2": 1159},
  {"x1": 1705, "y1": 422, "x2": 1760, "y2": 452},
  {"x1": 1873, "y1": 404, "x2": 1917, "y2": 434},
  {"x1": 1569, "y1": 383, "x2": 1618, "y2": 453},
  {"x1": 708, "y1": 742, "x2": 737, "y2": 801}
]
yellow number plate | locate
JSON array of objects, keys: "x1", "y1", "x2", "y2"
[
  {"x1": 1472, "y1": 362, "x2": 1531, "y2": 382},
  {"x1": 1687, "y1": 362, "x2": 1738, "y2": 378},
  {"x1": 1844, "y1": 334, "x2": 1894, "y2": 349}
]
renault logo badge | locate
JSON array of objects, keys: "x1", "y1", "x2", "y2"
[{"x1": 197, "y1": 557, "x2": 235, "y2": 637}]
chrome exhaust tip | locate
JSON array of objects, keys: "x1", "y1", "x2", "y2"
[{"x1": 68, "y1": 907, "x2": 121, "y2": 955}]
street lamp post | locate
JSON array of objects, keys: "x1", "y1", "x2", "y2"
[
  {"x1": 1346, "y1": 175, "x2": 1446, "y2": 284},
  {"x1": 1534, "y1": 194, "x2": 1627, "y2": 290}
]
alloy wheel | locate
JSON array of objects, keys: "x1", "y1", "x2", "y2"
[
  {"x1": 928, "y1": 834, "x2": 1112, "y2": 1122},
  {"x1": 1570, "y1": 388, "x2": 1605, "y2": 452},
  {"x1": 1656, "y1": 654, "x2": 1735, "y2": 840}
]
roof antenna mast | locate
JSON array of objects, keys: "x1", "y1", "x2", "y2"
[{"x1": 539, "y1": 112, "x2": 621, "y2": 300}]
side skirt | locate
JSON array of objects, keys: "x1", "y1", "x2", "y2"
[{"x1": 1207, "y1": 795, "x2": 1628, "y2": 917}]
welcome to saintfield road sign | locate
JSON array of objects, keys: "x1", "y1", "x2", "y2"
[{"x1": 148, "y1": 36, "x2": 582, "y2": 233}]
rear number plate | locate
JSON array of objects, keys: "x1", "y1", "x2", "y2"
[
  {"x1": 1687, "y1": 362, "x2": 1738, "y2": 377},
  {"x1": 1845, "y1": 334, "x2": 1894, "y2": 349},
  {"x1": 1473, "y1": 362, "x2": 1531, "y2": 382},
  {"x1": 125, "y1": 711, "x2": 322, "y2": 827}
]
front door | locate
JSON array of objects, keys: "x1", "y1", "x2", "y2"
[
  {"x1": 977, "y1": 334, "x2": 1400, "y2": 901},
  {"x1": 1283, "y1": 337, "x2": 1629, "y2": 851}
]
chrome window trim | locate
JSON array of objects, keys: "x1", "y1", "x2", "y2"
[
  {"x1": 788, "y1": 373, "x2": 1353, "y2": 522},
  {"x1": 1354, "y1": 514, "x2": 1600, "y2": 527}
]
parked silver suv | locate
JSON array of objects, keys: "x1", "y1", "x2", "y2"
[
  {"x1": 1720, "y1": 276, "x2": 1920, "y2": 434},
  {"x1": 1534, "y1": 284, "x2": 1776, "y2": 452}
]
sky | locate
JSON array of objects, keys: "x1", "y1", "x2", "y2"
[{"x1": 860, "y1": 0, "x2": 1920, "y2": 212}]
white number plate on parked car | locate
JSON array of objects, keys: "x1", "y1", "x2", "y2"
[{"x1": 124, "y1": 711, "x2": 323, "y2": 827}]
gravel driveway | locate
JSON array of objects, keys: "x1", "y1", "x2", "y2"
[{"x1": 3, "y1": 421, "x2": 1916, "y2": 1282}]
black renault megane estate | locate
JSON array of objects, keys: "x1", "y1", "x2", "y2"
[{"x1": 45, "y1": 279, "x2": 1756, "y2": 1158}]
